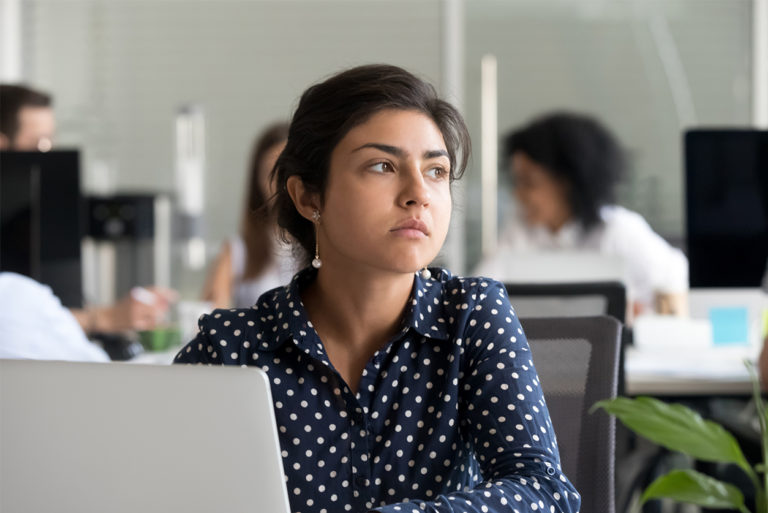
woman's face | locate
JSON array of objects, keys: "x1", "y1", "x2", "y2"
[
  {"x1": 318, "y1": 109, "x2": 452, "y2": 275},
  {"x1": 510, "y1": 151, "x2": 572, "y2": 231}
]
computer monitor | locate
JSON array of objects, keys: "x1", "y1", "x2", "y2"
[
  {"x1": 0, "y1": 150, "x2": 83, "y2": 307},
  {"x1": 685, "y1": 129, "x2": 768, "y2": 288}
]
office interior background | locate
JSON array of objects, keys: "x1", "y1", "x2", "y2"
[{"x1": 1, "y1": 0, "x2": 766, "y2": 302}]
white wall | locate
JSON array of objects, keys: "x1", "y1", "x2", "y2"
[
  {"x1": 17, "y1": 0, "x2": 758, "y2": 283},
  {"x1": 462, "y1": 0, "x2": 753, "y2": 269},
  {"x1": 20, "y1": 0, "x2": 443, "y2": 293}
]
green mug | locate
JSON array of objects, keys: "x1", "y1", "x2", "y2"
[{"x1": 138, "y1": 327, "x2": 181, "y2": 352}]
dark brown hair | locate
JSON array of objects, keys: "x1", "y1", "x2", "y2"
[
  {"x1": 504, "y1": 111, "x2": 626, "y2": 230},
  {"x1": 241, "y1": 122, "x2": 289, "y2": 279},
  {"x1": 0, "y1": 84, "x2": 52, "y2": 145},
  {"x1": 272, "y1": 64, "x2": 471, "y2": 264}
]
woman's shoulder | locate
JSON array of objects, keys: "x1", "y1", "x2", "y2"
[
  {"x1": 423, "y1": 268, "x2": 508, "y2": 306},
  {"x1": 196, "y1": 284, "x2": 295, "y2": 352},
  {"x1": 427, "y1": 267, "x2": 502, "y2": 287},
  {"x1": 600, "y1": 204, "x2": 653, "y2": 231},
  {"x1": 424, "y1": 269, "x2": 524, "y2": 356},
  {"x1": 599, "y1": 204, "x2": 680, "y2": 249}
]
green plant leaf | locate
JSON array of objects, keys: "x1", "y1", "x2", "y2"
[
  {"x1": 745, "y1": 359, "x2": 768, "y2": 513},
  {"x1": 641, "y1": 470, "x2": 746, "y2": 510},
  {"x1": 593, "y1": 396, "x2": 747, "y2": 466}
]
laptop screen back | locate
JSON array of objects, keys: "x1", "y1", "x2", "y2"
[{"x1": 0, "y1": 360, "x2": 291, "y2": 513}]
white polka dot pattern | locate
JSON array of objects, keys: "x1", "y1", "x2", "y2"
[{"x1": 175, "y1": 267, "x2": 581, "y2": 513}]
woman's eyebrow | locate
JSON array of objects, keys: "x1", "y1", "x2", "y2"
[
  {"x1": 351, "y1": 143, "x2": 405, "y2": 158},
  {"x1": 424, "y1": 149, "x2": 449, "y2": 160},
  {"x1": 351, "y1": 143, "x2": 449, "y2": 160}
]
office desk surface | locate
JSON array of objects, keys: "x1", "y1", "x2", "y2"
[
  {"x1": 626, "y1": 346, "x2": 755, "y2": 396},
  {"x1": 130, "y1": 347, "x2": 180, "y2": 365}
]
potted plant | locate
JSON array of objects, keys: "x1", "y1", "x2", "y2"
[{"x1": 593, "y1": 363, "x2": 766, "y2": 513}]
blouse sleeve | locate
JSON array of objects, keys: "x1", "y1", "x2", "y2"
[
  {"x1": 173, "y1": 312, "x2": 225, "y2": 365},
  {"x1": 373, "y1": 280, "x2": 581, "y2": 513}
]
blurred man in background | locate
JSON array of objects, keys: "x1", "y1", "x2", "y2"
[{"x1": 0, "y1": 83, "x2": 174, "y2": 359}]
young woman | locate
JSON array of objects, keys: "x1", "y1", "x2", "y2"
[
  {"x1": 474, "y1": 112, "x2": 688, "y2": 316},
  {"x1": 176, "y1": 65, "x2": 580, "y2": 513},
  {"x1": 201, "y1": 122, "x2": 298, "y2": 308}
]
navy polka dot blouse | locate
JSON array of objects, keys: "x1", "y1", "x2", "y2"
[{"x1": 175, "y1": 267, "x2": 580, "y2": 513}]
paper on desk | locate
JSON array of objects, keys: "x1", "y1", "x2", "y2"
[
  {"x1": 631, "y1": 315, "x2": 760, "y2": 380},
  {"x1": 626, "y1": 345, "x2": 757, "y2": 380},
  {"x1": 633, "y1": 315, "x2": 712, "y2": 350}
]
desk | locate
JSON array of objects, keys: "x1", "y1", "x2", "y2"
[
  {"x1": 626, "y1": 346, "x2": 756, "y2": 396},
  {"x1": 129, "y1": 347, "x2": 180, "y2": 365},
  {"x1": 626, "y1": 305, "x2": 763, "y2": 396},
  {"x1": 625, "y1": 350, "x2": 752, "y2": 396}
]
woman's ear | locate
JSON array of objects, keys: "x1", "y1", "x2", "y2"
[{"x1": 286, "y1": 175, "x2": 321, "y2": 221}]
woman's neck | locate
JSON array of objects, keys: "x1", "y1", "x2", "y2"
[
  {"x1": 302, "y1": 263, "x2": 414, "y2": 351},
  {"x1": 300, "y1": 262, "x2": 415, "y2": 393},
  {"x1": 545, "y1": 207, "x2": 573, "y2": 234}
]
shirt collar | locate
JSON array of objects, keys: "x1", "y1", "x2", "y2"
[
  {"x1": 255, "y1": 266, "x2": 452, "y2": 354},
  {"x1": 397, "y1": 267, "x2": 452, "y2": 341},
  {"x1": 250, "y1": 269, "x2": 314, "y2": 353},
  {"x1": 529, "y1": 217, "x2": 583, "y2": 249}
]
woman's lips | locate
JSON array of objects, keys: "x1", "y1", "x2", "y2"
[
  {"x1": 391, "y1": 218, "x2": 429, "y2": 239},
  {"x1": 391, "y1": 228, "x2": 427, "y2": 239}
]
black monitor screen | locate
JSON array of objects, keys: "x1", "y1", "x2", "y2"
[
  {"x1": 685, "y1": 129, "x2": 768, "y2": 288},
  {"x1": 0, "y1": 150, "x2": 83, "y2": 307}
]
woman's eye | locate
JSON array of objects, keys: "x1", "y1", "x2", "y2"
[
  {"x1": 370, "y1": 162, "x2": 392, "y2": 173},
  {"x1": 425, "y1": 166, "x2": 447, "y2": 179}
]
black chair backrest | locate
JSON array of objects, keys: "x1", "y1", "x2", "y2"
[
  {"x1": 521, "y1": 315, "x2": 621, "y2": 513},
  {"x1": 505, "y1": 281, "x2": 627, "y2": 323}
]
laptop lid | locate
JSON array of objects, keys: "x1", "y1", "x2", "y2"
[
  {"x1": 0, "y1": 360, "x2": 291, "y2": 513},
  {"x1": 490, "y1": 250, "x2": 629, "y2": 285}
]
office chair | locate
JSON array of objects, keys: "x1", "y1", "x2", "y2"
[
  {"x1": 505, "y1": 281, "x2": 626, "y2": 322},
  {"x1": 521, "y1": 315, "x2": 622, "y2": 513},
  {"x1": 505, "y1": 281, "x2": 629, "y2": 396}
]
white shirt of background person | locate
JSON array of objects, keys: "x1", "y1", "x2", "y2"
[
  {"x1": 0, "y1": 272, "x2": 109, "y2": 362},
  {"x1": 475, "y1": 205, "x2": 689, "y2": 311}
]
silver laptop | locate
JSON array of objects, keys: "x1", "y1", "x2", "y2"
[{"x1": 0, "y1": 359, "x2": 291, "y2": 513}]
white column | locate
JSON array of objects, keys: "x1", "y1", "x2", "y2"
[
  {"x1": 441, "y1": 0, "x2": 466, "y2": 274},
  {"x1": 480, "y1": 54, "x2": 498, "y2": 258},
  {"x1": 175, "y1": 105, "x2": 207, "y2": 270},
  {"x1": 755, "y1": 0, "x2": 768, "y2": 128},
  {"x1": 0, "y1": 0, "x2": 22, "y2": 81}
]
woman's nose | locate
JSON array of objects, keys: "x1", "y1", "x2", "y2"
[{"x1": 399, "y1": 167, "x2": 431, "y2": 208}]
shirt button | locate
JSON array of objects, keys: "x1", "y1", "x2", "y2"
[
  {"x1": 546, "y1": 467, "x2": 556, "y2": 476},
  {"x1": 354, "y1": 476, "x2": 367, "y2": 487}
]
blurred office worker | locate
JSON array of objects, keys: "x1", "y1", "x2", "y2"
[
  {"x1": 201, "y1": 122, "x2": 298, "y2": 308},
  {"x1": 0, "y1": 272, "x2": 109, "y2": 361},
  {"x1": 0, "y1": 83, "x2": 175, "y2": 342},
  {"x1": 474, "y1": 112, "x2": 688, "y2": 315},
  {"x1": 0, "y1": 84, "x2": 55, "y2": 152}
]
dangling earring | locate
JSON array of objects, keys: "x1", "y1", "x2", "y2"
[
  {"x1": 311, "y1": 210, "x2": 322, "y2": 269},
  {"x1": 420, "y1": 267, "x2": 431, "y2": 280}
]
